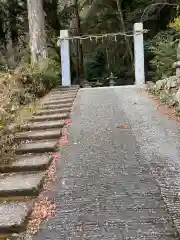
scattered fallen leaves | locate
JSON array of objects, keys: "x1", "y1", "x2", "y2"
[
  {"x1": 26, "y1": 159, "x2": 57, "y2": 235},
  {"x1": 57, "y1": 123, "x2": 69, "y2": 147},
  {"x1": 65, "y1": 119, "x2": 71, "y2": 127},
  {"x1": 43, "y1": 160, "x2": 57, "y2": 191},
  {"x1": 116, "y1": 124, "x2": 130, "y2": 129},
  {"x1": 27, "y1": 197, "x2": 55, "y2": 235},
  {"x1": 151, "y1": 95, "x2": 180, "y2": 121},
  {"x1": 59, "y1": 135, "x2": 68, "y2": 146},
  {"x1": 26, "y1": 117, "x2": 73, "y2": 235},
  {"x1": 52, "y1": 152, "x2": 61, "y2": 161}
]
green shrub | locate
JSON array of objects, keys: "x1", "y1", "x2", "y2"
[
  {"x1": 146, "y1": 29, "x2": 180, "y2": 81},
  {"x1": 19, "y1": 59, "x2": 60, "y2": 97},
  {"x1": 84, "y1": 47, "x2": 106, "y2": 80}
]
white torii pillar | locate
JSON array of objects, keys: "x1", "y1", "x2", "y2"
[
  {"x1": 134, "y1": 23, "x2": 145, "y2": 86},
  {"x1": 60, "y1": 30, "x2": 71, "y2": 86}
]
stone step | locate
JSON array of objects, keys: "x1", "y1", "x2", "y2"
[
  {"x1": 50, "y1": 95, "x2": 77, "y2": 100},
  {"x1": 49, "y1": 94, "x2": 76, "y2": 99},
  {"x1": 51, "y1": 89, "x2": 78, "y2": 95},
  {"x1": 15, "y1": 128, "x2": 62, "y2": 141},
  {"x1": 22, "y1": 120, "x2": 65, "y2": 131},
  {"x1": 34, "y1": 107, "x2": 71, "y2": 116},
  {"x1": 0, "y1": 171, "x2": 45, "y2": 197},
  {"x1": 49, "y1": 92, "x2": 77, "y2": 97},
  {"x1": 43, "y1": 98, "x2": 74, "y2": 105},
  {"x1": 52, "y1": 85, "x2": 79, "y2": 89},
  {"x1": 29, "y1": 112, "x2": 69, "y2": 122},
  {"x1": 16, "y1": 139, "x2": 58, "y2": 154},
  {"x1": 41, "y1": 103, "x2": 72, "y2": 110},
  {"x1": 52, "y1": 86, "x2": 79, "y2": 92},
  {"x1": 0, "y1": 201, "x2": 32, "y2": 235},
  {"x1": 0, "y1": 154, "x2": 53, "y2": 173}
]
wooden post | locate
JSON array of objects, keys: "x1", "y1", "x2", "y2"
[
  {"x1": 60, "y1": 30, "x2": 71, "y2": 86},
  {"x1": 134, "y1": 23, "x2": 145, "y2": 86}
]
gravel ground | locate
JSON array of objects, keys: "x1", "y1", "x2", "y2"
[{"x1": 33, "y1": 86, "x2": 180, "y2": 240}]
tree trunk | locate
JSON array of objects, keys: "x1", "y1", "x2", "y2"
[
  {"x1": 9, "y1": 0, "x2": 18, "y2": 48},
  {"x1": 70, "y1": 18, "x2": 80, "y2": 80},
  {"x1": 27, "y1": 0, "x2": 47, "y2": 66},
  {"x1": 43, "y1": 0, "x2": 60, "y2": 36},
  {"x1": 74, "y1": 0, "x2": 84, "y2": 78},
  {"x1": 116, "y1": 0, "x2": 133, "y2": 65},
  {"x1": 0, "y1": 9, "x2": 7, "y2": 54},
  {"x1": 71, "y1": 0, "x2": 84, "y2": 82}
]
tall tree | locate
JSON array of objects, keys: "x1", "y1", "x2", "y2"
[
  {"x1": 43, "y1": 0, "x2": 60, "y2": 36},
  {"x1": 27, "y1": 0, "x2": 47, "y2": 66},
  {"x1": 81, "y1": 0, "x2": 178, "y2": 74},
  {"x1": 115, "y1": 0, "x2": 133, "y2": 64},
  {"x1": 68, "y1": 0, "x2": 84, "y2": 83},
  {"x1": 73, "y1": 0, "x2": 84, "y2": 78}
]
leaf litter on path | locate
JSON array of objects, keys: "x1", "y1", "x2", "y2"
[
  {"x1": 116, "y1": 124, "x2": 131, "y2": 129},
  {"x1": 26, "y1": 120, "x2": 71, "y2": 235},
  {"x1": 26, "y1": 160, "x2": 57, "y2": 235}
]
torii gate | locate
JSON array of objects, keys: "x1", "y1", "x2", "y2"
[{"x1": 60, "y1": 23, "x2": 145, "y2": 87}]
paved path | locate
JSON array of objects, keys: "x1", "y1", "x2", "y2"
[{"x1": 34, "y1": 86, "x2": 180, "y2": 240}]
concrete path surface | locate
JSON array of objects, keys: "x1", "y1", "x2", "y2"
[{"x1": 33, "y1": 86, "x2": 180, "y2": 240}]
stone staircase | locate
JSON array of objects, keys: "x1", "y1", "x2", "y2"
[{"x1": 0, "y1": 86, "x2": 79, "y2": 236}]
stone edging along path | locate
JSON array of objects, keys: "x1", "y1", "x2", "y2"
[{"x1": 0, "y1": 85, "x2": 79, "y2": 237}]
